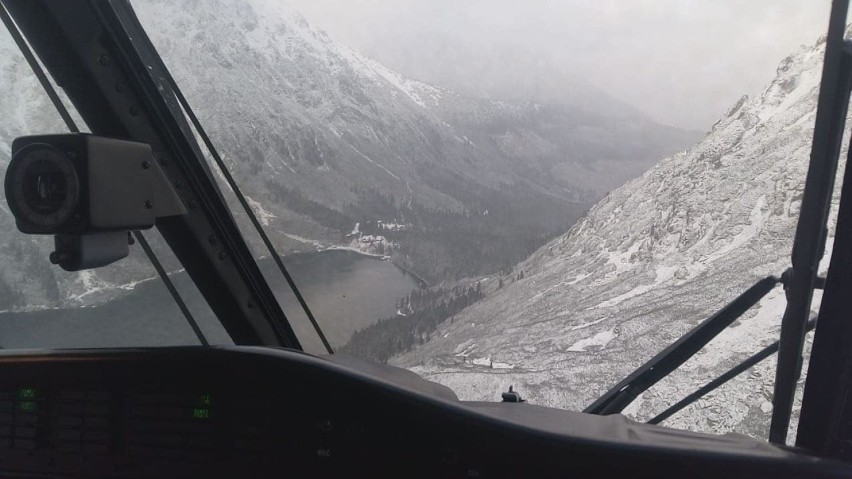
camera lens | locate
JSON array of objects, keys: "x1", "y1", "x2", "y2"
[
  {"x1": 25, "y1": 168, "x2": 68, "y2": 214},
  {"x1": 5, "y1": 143, "x2": 80, "y2": 231}
]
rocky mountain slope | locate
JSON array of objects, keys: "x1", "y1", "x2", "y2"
[
  {"x1": 394, "y1": 30, "x2": 841, "y2": 442},
  {"x1": 0, "y1": 0, "x2": 696, "y2": 309},
  {"x1": 131, "y1": 0, "x2": 697, "y2": 281}
]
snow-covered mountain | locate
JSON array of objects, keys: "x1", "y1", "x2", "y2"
[
  {"x1": 0, "y1": 0, "x2": 696, "y2": 307},
  {"x1": 131, "y1": 0, "x2": 697, "y2": 281},
  {"x1": 394, "y1": 30, "x2": 842, "y2": 441}
]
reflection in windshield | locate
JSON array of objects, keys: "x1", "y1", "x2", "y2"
[{"x1": 0, "y1": 0, "x2": 836, "y2": 443}]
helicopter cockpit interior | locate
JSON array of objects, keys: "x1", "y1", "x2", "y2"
[{"x1": 0, "y1": 0, "x2": 852, "y2": 477}]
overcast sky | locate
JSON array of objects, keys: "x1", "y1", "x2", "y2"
[{"x1": 283, "y1": 0, "x2": 831, "y2": 131}]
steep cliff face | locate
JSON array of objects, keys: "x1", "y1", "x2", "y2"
[{"x1": 395, "y1": 31, "x2": 840, "y2": 440}]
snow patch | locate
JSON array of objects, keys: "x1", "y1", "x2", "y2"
[
  {"x1": 68, "y1": 271, "x2": 114, "y2": 303},
  {"x1": 703, "y1": 196, "x2": 767, "y2": 264},
  {"x1": 470, "y1": 356, "x2": 515, "y2": 369},
  {"x1": 595, "y1": 241, "x2": 642, "y2": 285},
  {"x1": 758, "y1": 58, "x2": 821, "y2": 123},
  {"x1": 566, "y1": 329, "x2": 617, "y2": 352},
  {"x1": 282, "y1": 233, "x2": 323, "y2": 249},
  {"x1": 595, "y1": 264, "x2": 678, "y2": 308},
  {"x1": 571, "y1": 317, "x2": 608, "y2": 331},
  {"x1": 245, "y1": 195, "x2": 276, "y2": 226}
]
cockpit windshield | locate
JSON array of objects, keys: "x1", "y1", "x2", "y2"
[
  {"x1": 0, "y1": 0, "x2": 843, "y2": 446},
  {"x1": 0, "y1": 25, "x2": 228, "y2": 347}
]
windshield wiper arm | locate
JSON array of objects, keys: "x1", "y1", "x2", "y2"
[
  {"x1": 648, "y1": 317, "x2": 818, "y2": 426},
  {"x1": 585, "y1": 275, "x2": 781, "y2": 415}
]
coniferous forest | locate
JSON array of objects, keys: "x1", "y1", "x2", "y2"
[{"x1": 341, "y1": 282, "x2": 484, "y2": 363}]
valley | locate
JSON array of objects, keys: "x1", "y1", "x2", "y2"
[
  {"x1": 393, "y1": 29, "x2": 842, "y2": 441},
  {"x1": 0, "y1": 0, "x2": 824, "y2": 447},
  {"x1": 0, "y1": 0, "x2": 694, "y2": 311}
]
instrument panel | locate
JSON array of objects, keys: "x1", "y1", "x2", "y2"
[{"x1": 0, "y1": 347, "x2": 847, "y2": 478}]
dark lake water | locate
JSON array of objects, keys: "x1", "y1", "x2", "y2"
[{"x1": 0, "y1": 250, "x2": 422, "y2": 353}]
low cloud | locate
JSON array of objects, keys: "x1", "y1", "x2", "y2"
[{"x1": 282, "y1": 0, "x2": 829, "y2": 130}]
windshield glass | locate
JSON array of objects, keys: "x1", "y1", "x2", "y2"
[
  {"x1": 0, "y1": 24, "x2": 228, "y2": 346},
  {"x1": 0, "y1": 0, "x2": 842, "y2": 444}
]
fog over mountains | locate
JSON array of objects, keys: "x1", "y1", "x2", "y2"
[
  {"x1": 0, "y1": 0, "x2": 839, "y2": 445},
  {"x1": 394, "y1": 28, "x2": 842, "y2": 440},
  {"x1": 134, "y1": 0, "x2": 697, "y2": 282},
  {"x1": 0, "y1": 0, "x2": 696, "y2": 309}
]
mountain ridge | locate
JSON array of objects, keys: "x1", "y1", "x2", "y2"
[
  {"x1": 133, "y1": 0, "x2": 699, "y2": 281},
  {"x1": 0, "y1": 0, "x2": 696, "y2": 309},
  {"x1": 393, "y1": 29, "x2": 841, "y2": 441}
]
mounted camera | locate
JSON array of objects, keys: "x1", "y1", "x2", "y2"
[{"x1": 4, "y1": 134, "x2": 185, "y2": 271}]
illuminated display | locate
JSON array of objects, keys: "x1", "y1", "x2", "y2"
[
  {"x1": 17, "y1": 388, "x2": 37, "y2": 400},
  {"x1": 19, "y1": 401, "x2": 37, "y2": 413},
  {"x1": 192, "y1": 408, "x2": 210, "y2": 419},
  {"x1": 198, "y1": 394, "x2": 213, "y2": 406}
]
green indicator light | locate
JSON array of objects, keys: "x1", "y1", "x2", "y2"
[
  {"x1": 17, "y1": 388, "x2": 37, "y2": 400},
  {"x1": 198, "y1": 394, "x2": 213, "y2": 406},
  {"x1": 19, "y1": 401, "x2": 37, "y2": 413},
  {"x1": 192, "y1": 408, "x2": 210, "y2": 420}
]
